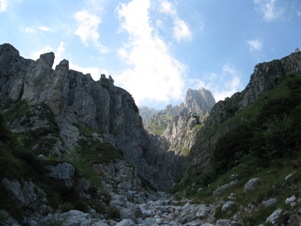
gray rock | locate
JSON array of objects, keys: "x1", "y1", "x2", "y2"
[
  {"x1": 2, "y1": 178, "x2": 26, "y2": 206},
  {"x1": 244, "y1": 178, "x2": 261, "y2": 192},
  {"x1": 266, "y1": 208, "x2": 282, "y2": 225},
  {"x1": 262, "y1": 198, "x2": 277, "y2": 207},
  {"x1": 91, "y1": 221, "x2": 110, "y2": 226},
  {"x1": 213, "y1": 180, "x2": 238, "y2": 196},
  {"x1": 115, "y1": 219, "x2": 135, "y2": 226},
  {"x1": 222, "y1": 201, "x2": 235, "y2": 213},
  {"x1": 39, "y1": 210, "x2": 91, "y2": 226},
  {"x1": 196, "y1": 204, "x2": 210, "y2": 219},
  {"x1": 285, "y1": 195, "x2": 297, "y2": 204},
  {"x1": 46, "y1": 162, "x2": 75, "y2": 189},
  {"x1": 216, "y1": 219, "x2": 236, "y2": 226},
  {"x1": 110, "y1": 195, "x2": 142, "y2": 221}
]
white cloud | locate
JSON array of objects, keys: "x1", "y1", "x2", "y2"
[
  {"x1": 158, "y1": 0, "x2": 192, "y2": 42},
  {"x1": 173, "y1": 18, "x2": 192, "y2": 42},
  {"x1": 246, "y1": 39, "x2": 263, "y2": 52},
  {"x1": 254, "y1": 0, "x2": 285, "y2": 22},
  {"x1": 74, "y1": 9, "x2": 109, "y2": 53},
  {"x1": 159, "y1": 0, "x2": 176, "y2": 15},
  {"x1": 24, "y1": 26, "x2": 51, "y2": 33},
  {"x1": 297, "y1": 11, "x2": 301, "y2": 17},
  {"x1": 74, "y1": 10, "x2": 101, "y2": 45},
  {"x1": 24, "y1": 27, "x2": 36, "y2": 33},
  {"x1": 38, "y1": 26, "x2": 51, "y2": 32},
  {"x1": 115, "y1": 0, "x2": 186, "y2": 106},
  {"x1": 0, "y1": 0, "x2": 7, "y2": 12}
]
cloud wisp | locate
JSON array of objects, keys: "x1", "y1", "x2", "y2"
[
  {"x1": 24, "y1": 26, "x2": 51, "y2": 33},
  {"x1": 159, "y1": 0, "x2": 192, "y2": 42},
  {"x1": 0, "y1": 0, "x2": 7, "y2": 12},
  {"x1": 173, "y1": 18, "x2": 192, "y2": 42},
  {"x1": 74, "y1": 10, "x2": 101, "y2": 45},
  {"x1": 254, "y1": 0, "x2": 285, "y2": 22},
  {"x1": 74, "y1": 2, "x2": 109, "y2": 53},
  {"x1": 115, "y1": 0, "x2": 186, "y2": 106},
  {"x1": 246, "y1": 39, "x2": 263, "y2": 52}
]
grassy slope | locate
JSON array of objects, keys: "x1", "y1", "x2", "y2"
[{"x1": 173, "y1": 73, "x2": 301, "y2": 224}]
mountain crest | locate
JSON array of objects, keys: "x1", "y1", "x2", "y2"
[{"x1": 0, "y1": 43, "x2": 181, "y2": 191}]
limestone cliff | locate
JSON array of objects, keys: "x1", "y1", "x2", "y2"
[
  {"x1": 163, "y1": 88, "x2": 215, "y2": 156},
  {"x1": 0, "y1": 43, "x2": 180, "y2": 191}
]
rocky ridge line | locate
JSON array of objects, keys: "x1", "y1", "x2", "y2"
[{"x1": 0, "y1": 43, "x2": 182, "y2": 191}]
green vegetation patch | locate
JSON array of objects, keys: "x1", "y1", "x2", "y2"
[
  {"x1": 66, "y1": 140, "x2": 122, "y2": 187},
  {"x1": 147, "y1": 114, "x2": 173, "y2": 135},
  {"x1": 212, "y1": 74, "x2": 301, "y2": 173},
  {"x1": 2, "y1": 100, "x2": 31, "y2": 122}
]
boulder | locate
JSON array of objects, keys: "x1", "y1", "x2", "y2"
[
  {"x1": 244, "y1": 178, "x2": 261, "y2": 192},
  {"x1": 222, "y1": 201, "x2": 235, "y2": 213},
  {"x1": 266, "y1": 208, "x2": 282, "y2": 225},
  {"x1": 109, "y1": 194, "x2": 142, "y2": 221},
  {"x1": 262, "y1": 198, "x2": 277, "y2": 207},
  {"x1": 196, "y1": 204, "x2": 210, "y2": 219},
  {"x1": 46, "y1": 162, "x2": 75, "y2": 189},
  {"x1": 115, "y1": 219, "x2": 135, "y2": 226},
  {"x1": 285, "y1": 195, "x2": 297, "y2": 205},
  {"x1": 216, "y1": 219, "x2": 237, "y2": 226},
  {"x1": 39, "y1": 210, "x2": 91, "y2": 226},
  {"x1": 213, "y1": 180, "x2": 238, "y2": 196}
]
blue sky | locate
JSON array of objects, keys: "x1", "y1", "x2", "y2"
[{"x1": 0, "y1": 0, "x2": 301, "y2": 109}]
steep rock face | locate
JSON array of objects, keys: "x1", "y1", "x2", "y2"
[
  {"x1": 208, "y1": 51, "x2": 301, "y2": 128},
  {"x1": 162, "y1": 88, "x2": 215, "y2": 156},
  {"x1": 0, "y1": 44, "x2": 33, "y2": 104},
  {"x1": 184, "y1": 87, "x2": 216, "y2": 115},
  {"x1": 189, "y1": 50, "x2": 301, "y2": 172},
  {"x1": 0, "y1": 43, "x2": 178, "y2": 191}
]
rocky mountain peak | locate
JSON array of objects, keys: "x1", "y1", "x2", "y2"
[
  {"x1": 38, "y1": 52, "x2": 55, "y2": 68},
  {"x1": 0, "y1": 43, "x2": 20, "y2": 57},
  {"x1": 143, "y1": 87, "x2": 215, "y2": 157},
  {"x1": 184, "y1": 87, "x2": 216, "y2": 115}
]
